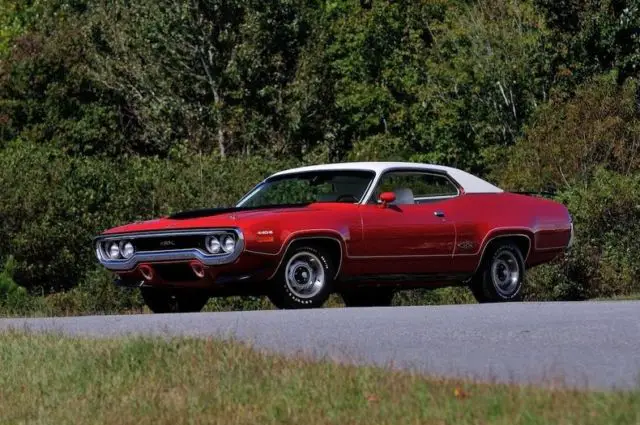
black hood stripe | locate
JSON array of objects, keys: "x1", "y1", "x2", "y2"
[{"x1": 168, "y1": 203, "x2": 311, "y2": 220}]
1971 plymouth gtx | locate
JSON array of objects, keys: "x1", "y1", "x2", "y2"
[{"x1": 94, "y1": 161, "x2": 574, "y2": 312}]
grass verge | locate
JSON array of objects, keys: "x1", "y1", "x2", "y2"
[
  {"x1": 0, "y1": 332, "x2": 638, "y2": 424},
  {"x1": 0, "y1": 280, "x2": 478, "y2": 317}
]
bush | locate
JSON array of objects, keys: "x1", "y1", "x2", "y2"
[
  {"x1": 0, "y1": 140, "x2": 300, "y2": 295},
  {"x1": 393, "y1": 287, "x2": 476, "y2": 306},
  {"x1": 496, "y1": 74, "x2": 640, "y2": 191},
  {"x1": 522, "y1": 169, "x2": 640, "y2": 300},
  {"x1": 0, "y1": 256, "x2": 27, "y2": 300},
  {"x1": 0, "y1": 255, "x2": 39, "y2": 315}
]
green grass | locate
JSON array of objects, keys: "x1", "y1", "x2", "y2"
[{"x1": 0, "y1": 332, "x2": 638, "y2": 424}]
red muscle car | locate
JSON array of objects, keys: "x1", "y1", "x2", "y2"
[{"x1": 94, "y1": 161, "x2": 573, "y2": 312}]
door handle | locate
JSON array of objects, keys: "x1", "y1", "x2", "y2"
[{"x1": 434, "y1": 211, "x2": 445, "y2": 217}]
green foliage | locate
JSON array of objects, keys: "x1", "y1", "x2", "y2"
[
  {"x1": 0, "y1": 141, "x2": 297, "y2": 294},
  {"x1": 1, "y1": 0, "x2": 640, "y2": 311},
  {"x1": 414, "y1": 0, "x2": 553, "y2": 172},
  {"x1": 0, "y1": 256, "x2": 26, "y2": 299},
  {"x1": 497, "y1": 74, "x2": 640, "y2": 191},
  {"x1": 534, "y1": 0, "x2": 640, "y2": 85},
  {"x1": 0, "y1": 0, "x2": 88, "y2": 55},
  {"x1": 0, "y1": 26, "x2": 134, "y2": 155},
  {"x1": 394, "y1": 287, "x2": 475, "y2": 306},
  {"x1": 523, "y1": 169, "x2": 640, "y2": 300},
  {"x1": 86, "y1": 0, "x2": 314, "y2": 157}
]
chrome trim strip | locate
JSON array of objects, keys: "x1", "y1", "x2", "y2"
[
  {"x1": 361, "y1": 167, "x2": 462, "y2": 204},
  {"x1": 348, "y1": 254, "x2": 453, "y2": 258},
  {"x1": 95, "y1": 228, "x2": 240, "y2": 240},
  {"x1": 95, "y1": 228, "x2": 244, "y2": 272},
  {"x1": 242, "y1": 229, "x2": 350, "y2": 257},
  {"x1": 452, "y1": 227, "x2": 536, "y2": 257},
  {"x1": 535, "y1": 245, "x2": 568, "y2": 251},
  {"x1": 470, "y1": 233, "x2": 532, "y2": 275},
  {"x1": 265, "y1": 235, "x2": 344, "y2": 281},
  {"x1": 242, "y1": 229, "x2": 347, "y2": 280}
]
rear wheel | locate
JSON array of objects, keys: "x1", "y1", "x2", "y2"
[
  {"x1": 341, "y1": 288, "x2": 394, "y2": 307},
  {"x1": 268, "y1": 245, "x2": 334, "y2": 309},
  {"x1": 470, "y1": 242, "x2": 525, "y2": 303},
  {"x1": 140, "y1": 287, "x2": 209, "y2": 313}
]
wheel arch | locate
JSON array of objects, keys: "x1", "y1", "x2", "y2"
[
  {"x1": 473, "y1": 232, "x2": 532, "y2": 275},
  {"x1": 268, "y1": 234, "x2": 345, "y2": 280}
]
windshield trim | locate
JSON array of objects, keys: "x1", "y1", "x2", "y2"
[{"x1": 235, "y1": 169, "x2": 377, "y2": 207}]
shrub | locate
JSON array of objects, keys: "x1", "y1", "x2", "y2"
[
  {"x1": 522, "y1": 169, "x2": 640, "y2": 300},
  {"x1": 496, "y1": 74, "x2": 640, "y2": 191},
  {"x1": 0, "y1": 255, "x2": 38, "y2": 315},
  {"x1": 0, "y1": 256, "x2": 27, "y2": 300},
  {"x1": 0, "y1": 140, "x2": 300, "y2": 294}
]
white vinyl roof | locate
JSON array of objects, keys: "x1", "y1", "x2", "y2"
[{"x1": 270, "y1": 161, "x2": 503, "y2": 194}]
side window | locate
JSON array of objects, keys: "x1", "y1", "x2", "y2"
[{"x1": 371, "y1": 171, "x2": 459, "y2": 204}]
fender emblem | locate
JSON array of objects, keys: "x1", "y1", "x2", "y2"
[
  {"x1": 457, "y1": 240, "x2": 474, "y2": 250},
  {"x1": 256, "y1": 230, "x2": 274, "y2": 242}
]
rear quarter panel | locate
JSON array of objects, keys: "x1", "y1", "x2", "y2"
[{"x1": 445, "y1": 192, "x2": 572, "y2": 272}]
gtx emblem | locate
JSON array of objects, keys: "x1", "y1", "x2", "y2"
[{"x1": 457, "y1": 240, "x2": 474, "y2": 250}]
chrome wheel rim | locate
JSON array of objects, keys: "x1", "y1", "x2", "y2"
[
  {"x1": 285, "y1": 252, "x2": 326, "y2": 299},
  {"x1": 491, "y1": 250, "x2": 520, "y2": 297}
]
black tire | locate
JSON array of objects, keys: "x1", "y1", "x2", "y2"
[
  {"x1": 470, "y1": 242, "x2": 525, "y2": 303},
  {"x1": 341, "y1": 288, "x2": 394, "y2": 307},
  {"x1": 267, "y1": 245, "x2": 334, "y2": 309},
  {"x1": 140, "y1": 287, "x2": 209, "y2": 313}
]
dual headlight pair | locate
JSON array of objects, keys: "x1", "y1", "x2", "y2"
[
  {"x1": 205, "y1": 234, "x2": 236, "y2": 254},
  {"x1": 103, "y1": 240, "x2": 135, "y2": 260}
]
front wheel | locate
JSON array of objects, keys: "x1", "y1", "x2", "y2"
[
  {"x1": 267, "y1": 245, "x2": 334, "y2": 309},
  {"x1": 470, "y1": 242, "x2": 525, "y2": 303},
  {"x1": 140, "y1": 287, "x2": 209, "y2": 313}
]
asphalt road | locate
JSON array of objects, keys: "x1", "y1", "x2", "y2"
[{"x1": 1, "y1": 301, "x2": 639, "y2": 390}]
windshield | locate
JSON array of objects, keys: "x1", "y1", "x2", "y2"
[{"x1": 236, "y1": 170, "x2": 375, "y2": 207}]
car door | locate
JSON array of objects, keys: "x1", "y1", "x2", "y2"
[{"x1": 349, "y1": 170, "x2": 458, "y2": 275}]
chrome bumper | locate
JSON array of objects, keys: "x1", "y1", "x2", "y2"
[{"x1": 94, "y1": 229, "x2": 244, "y2": 272}]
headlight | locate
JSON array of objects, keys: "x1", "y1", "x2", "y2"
[
  {"x1": 222, "y1": 235, "x2": 236, "y2": 253},
  {"x1": 206, "y1": 236, "x2": 221, "y2": 254},
  {"x1": 108, "y1": 242, "x2": 120, "y2": 259},
  {"x1": 121, "y1": 241, "x2": 135, "y2": 259}
]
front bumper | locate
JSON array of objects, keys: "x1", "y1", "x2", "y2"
[{"x1": 95, "y1": 228, "x2": 245, "y2": 272}]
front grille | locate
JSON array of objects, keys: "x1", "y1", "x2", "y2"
[
  {"x1": 133, "y1": 235, "x2": 206, "y2": 252},
  {"x1": 153, "y1": 263, "x2": 200, "y2": 282}
]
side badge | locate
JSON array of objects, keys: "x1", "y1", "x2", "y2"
[
  {"x1": 256, "y1": 230, "x2": 274, "y2": 242},
  {"x1": 457, "y1": 240, "x2": 474, "y2": 250}
]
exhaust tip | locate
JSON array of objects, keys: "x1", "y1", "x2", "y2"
[
  {"x1": 139, "y1": 265, "x2": 154, "y2": 281},
  {"x1": 190, "y1": 261, "x2": 206, "y2": 279}
]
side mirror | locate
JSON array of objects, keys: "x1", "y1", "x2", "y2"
[{"x1": 379, "y1": 191, "x2": 395, "y2": 207}]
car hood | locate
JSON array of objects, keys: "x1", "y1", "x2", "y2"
[{"x1": 101, "y1": 204, "x2": 318, "y2": 235}]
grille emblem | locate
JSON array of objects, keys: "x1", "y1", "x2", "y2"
[{"x1": 159, "y1": 240, "x2": 176, "y2": 247}]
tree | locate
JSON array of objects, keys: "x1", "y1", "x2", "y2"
[
  {"x1": 497, "y1": 74, "x2": 640, "y2": 191},
  {"x1": 88, "y1": 0, "x2": 313, "y2": 157}
]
